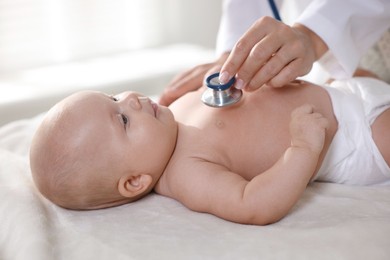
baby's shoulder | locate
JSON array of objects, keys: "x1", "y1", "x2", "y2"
[{"x1": 155, "y1": 149, "x2": 228, "y2": 197}]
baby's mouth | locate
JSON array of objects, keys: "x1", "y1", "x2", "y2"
[{"x1": 151, "y1": 101, "x2": 158, "y2": 117}]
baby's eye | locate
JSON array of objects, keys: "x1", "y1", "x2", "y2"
[
  {"x1": 121, "y1": 114, "x2": 128, "y2": 126},
  {"x1": 110, "y1": 95, "x2": 119, "y2": 102}
]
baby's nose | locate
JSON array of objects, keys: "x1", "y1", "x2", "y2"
[{"x1": 119, "y1": 92, "x2": 142, "y2": 110}]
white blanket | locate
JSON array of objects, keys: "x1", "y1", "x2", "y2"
[{"x1": 1, "y1": 114, "x2": 390, "y2": 260}]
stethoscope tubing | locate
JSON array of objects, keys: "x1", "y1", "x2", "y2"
[{"x1": 268, "y1": 0, "x2": 282, "y2": 21}]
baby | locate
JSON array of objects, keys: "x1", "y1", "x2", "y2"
[{"x1": 30, "y1": 75, "x2": 390, "y2": 225}]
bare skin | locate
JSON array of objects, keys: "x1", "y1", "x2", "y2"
[
  {"x1": 372, "y1": 109, "x2": 390, "y2": 165},
  {"x1": 155, "y1": 80, "x2": 338, "y2": 224},
  {"x1": 31, "y1": 74, "x2": 390, "y2": 225}
]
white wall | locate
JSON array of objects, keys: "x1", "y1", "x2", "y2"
[
  {"x1": 163, "y1": 0, "x2": 223, "y2": 48},
  {"x1": 0, "y1": 0, "x2": 222, "y2": 73}
]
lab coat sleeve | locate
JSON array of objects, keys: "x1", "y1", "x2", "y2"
[
  {"x1": 296, "y1": 0, "x2": 390, "y2": 79},
  {"x1": 216, "y1": 0, "x2": 282, "y2": 56}
]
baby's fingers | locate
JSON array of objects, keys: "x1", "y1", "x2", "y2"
[
  {"x1": 315, "y1": 114, "x2": 330, "y2": 130},
  {"x1": 291, "y1": 104, "x2": 329, "y2": 130},
  {"x1": 291, "y1": 104, "x2": 314, "y2": 117}
]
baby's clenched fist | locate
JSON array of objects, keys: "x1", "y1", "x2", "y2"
[{"x1": 289, "y1": 104, "x2": 329, "y2": 154}]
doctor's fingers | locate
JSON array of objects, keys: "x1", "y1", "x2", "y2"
[
  {"x1": 268, "y1": 56, "x2": 313, "y2": 88},
  {"x1": 231, "y1": 32, "x2": 286, "y2": 91},
  {"x1": 248, "y1": 41, "x2": 315, "y2": 90},
  {"x1": 242, "y1": 41, "x2": 299, "y2": 91},
  {"x1": 267, "y1": 35, "x2": 316, "y2": 88},
  {"x1": 219, "y1": 17, "x2": 281, "y2": 84},
  {"x1": 246, "y1": 24, "x2": 316, "y2": 90}
]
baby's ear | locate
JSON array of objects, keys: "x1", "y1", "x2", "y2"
[{"x1": 117, "y1": 174, "x2": 153, "y2": 198}]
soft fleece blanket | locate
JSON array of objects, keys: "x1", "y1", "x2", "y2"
[{"x1": 1, "y1": 114, "x2": 390, "y2": 260}]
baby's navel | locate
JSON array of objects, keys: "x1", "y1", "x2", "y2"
[{"x1": 215, "y1": 119, "x2": 225, "y2": 129}]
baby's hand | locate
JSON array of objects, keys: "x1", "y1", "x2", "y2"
[{"x1": 289, "y1": 104, "x2": 329, "y2": 154}]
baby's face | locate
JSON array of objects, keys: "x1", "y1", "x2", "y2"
[{"x1": 60, "y1": 90, "x2": 178, "y2": 182}]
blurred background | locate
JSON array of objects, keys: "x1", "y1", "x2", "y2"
[
  {"x1": 0, "y1": 0, "x2": 221, "y2": 72},
  {"x1": 0, "y1": 0, "x2": 222, "y2": 125},
  {"x1": 2, "y1": 0, "x2": 387, "y2": 126}
]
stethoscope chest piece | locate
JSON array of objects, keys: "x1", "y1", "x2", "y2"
[{"x1": 201, "y1": 72, "x2": 242, "y2": 107}]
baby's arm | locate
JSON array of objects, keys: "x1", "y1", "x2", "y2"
[{"x1": 170, "y1": 104, "x2": 328, "y2": 225}]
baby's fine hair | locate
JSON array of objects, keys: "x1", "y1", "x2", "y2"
[{"x1": 29, "y1": 108, "x2": 124, "y2": 210}]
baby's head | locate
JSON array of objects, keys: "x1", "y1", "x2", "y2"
[{"x1": 30, "y1": 90, "x2": 177, "y2": 210}]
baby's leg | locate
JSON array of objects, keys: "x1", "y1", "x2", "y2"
[
  {"x1": 372, "y1": 108, "x2": 390, "y2": 167},
  {"x1": 352, "y1": 68, "x2": 380, "y2": 79}
]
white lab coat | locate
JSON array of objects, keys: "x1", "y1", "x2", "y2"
[{"x1": 216, "y1": 0, "x2": 390, "y2": 80}]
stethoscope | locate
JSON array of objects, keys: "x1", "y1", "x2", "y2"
[
  {"x1": 202, "y1": 0, "x2": 281, "y2": 108},
  {"x1": 201, "y1": 72, "x2": 242, "y2": 107}
]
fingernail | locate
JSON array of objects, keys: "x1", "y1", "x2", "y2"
[
  {"x1": 219, "y1": 71, "x2": 229, "y2": 84},
  {"x1": 235, "y1": 79, "x2": 245, "y2": 89}
]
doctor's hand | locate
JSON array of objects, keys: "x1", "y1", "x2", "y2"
[
  {"x1": 158, "y1": 53, "x2": 229, "y2": 106},
  {"x1": 219, "y1": 16, "x2": 328, "y2": 91}
]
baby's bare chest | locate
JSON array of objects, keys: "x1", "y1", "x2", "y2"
[
  {"x1": 170, "y1": 83, "x2": 336, "y2": 180},
  {"x1": 177, "y1": 111, "x2": 291, "y2": 180}
]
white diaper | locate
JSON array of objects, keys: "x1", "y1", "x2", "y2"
[{"x1": 313, "y1": 77, "x2": 390, "y2": 185}]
